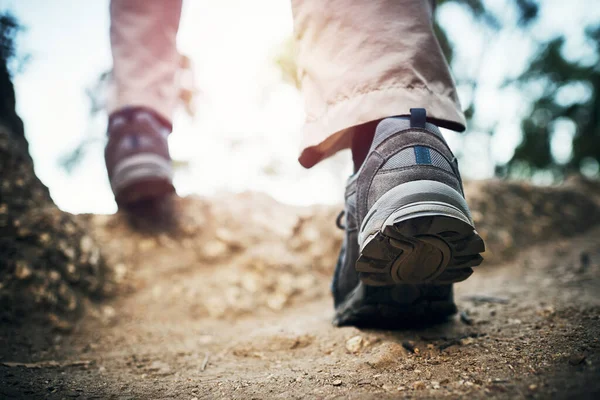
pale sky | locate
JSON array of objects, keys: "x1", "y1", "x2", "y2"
[{"x1": 3, "y1": 0, "x2": 599, "y2": 214}]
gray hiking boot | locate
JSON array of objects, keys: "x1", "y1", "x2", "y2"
[
  {"x1": 332, "y1": 108, "x2": 485, "y2": 328},
  {"x1": 105, "y1": 107, "x2": 175, "y2": 206}
]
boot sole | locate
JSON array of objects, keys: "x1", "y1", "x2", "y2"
[
  {"x1": 356, "y1": 180, "x2": 485, "y2": 286},
  {"x1": 111, "y1": 153, "x2": 175, "y2": 205},
  {"x1": 333, "y1": 282, "x2": 457, "y2": 328},
  {"x1": 333, "y1": 180, "x2": 484, "y2": 328}
]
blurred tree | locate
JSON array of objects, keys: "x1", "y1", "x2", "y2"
[
  {"x1": 0, "y1": 12, "x2": 29, "y2": 158},
  {"x1": 437, "y1": 0, "x2": 599, "y2": 180},
  {"x1": 507, "y1": 26, "x2": 600, "y2": 178}
]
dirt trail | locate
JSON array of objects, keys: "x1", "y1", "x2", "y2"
[{"x1": 1, "y1": 185, "x2": 600, "y2": 399}]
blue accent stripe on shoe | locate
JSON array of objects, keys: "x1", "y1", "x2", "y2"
[{"x1": 414, "y1": 146, "x2": 432, "y2": 165}]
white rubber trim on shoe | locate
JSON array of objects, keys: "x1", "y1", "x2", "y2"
[
  {"x1": 111, "y1": 153, "x2": 173, "y2": 191},
  {"x1": 358, "y1": 180, "x2": 473, "y2": 247}
]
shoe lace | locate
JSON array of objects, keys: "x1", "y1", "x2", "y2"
[{"x1": 336, "y1": 210, "x2": 346, "y2": 230}]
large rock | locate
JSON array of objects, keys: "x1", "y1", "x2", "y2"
[{"x1": 0, "y1": 39, "x2": 111, "y2": 328}]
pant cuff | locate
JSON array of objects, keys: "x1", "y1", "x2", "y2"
[{"x1": 298, "y1": 85, "x2": 467, "y2": 168}]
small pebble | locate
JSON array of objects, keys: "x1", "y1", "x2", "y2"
[
  {"x1": 346, "y1": 336, "x2": 363, "y2": 353},
  {"x1": 460, "y1": 311, "x2": 474, "y2": 325},
  {"x1": 14, "y1": 261, "x2": 32, "y2": 280},
  {"x1": 568, "y1": 354, "x2": 586, "y2": 366},
  {"x1": 402, "y1": 341, "x2": 416, "y2": 353}
]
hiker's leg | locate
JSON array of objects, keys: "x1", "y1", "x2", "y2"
[
  {"x1": 105, "y1": 0, "x2": 182, "y2": 205},
  {"x1": 108, "y1": 0, "x2": 182, "y2": 123},
  {"x1": 291, "y1": 0, "x2": 465, "y2": 171},
  {"x1": 292, "y1": 0, "x2": 485, "y2": 328}
]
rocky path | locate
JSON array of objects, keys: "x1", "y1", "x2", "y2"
[{"x1": 1, "y1": 187, "x2": 600, "y2": 399}]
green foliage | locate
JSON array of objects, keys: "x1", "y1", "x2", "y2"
[
  {"x1": 0, "y1": 12, "x2": 28, "y2": 157},
  {"x1": 0, "y1": 12, "x2": 28, "y2": 77},
  {"x1": 507, "y1": 28, "x2": 600, "y2": 177},
  {"x1": 435, "y1": 0, "x2": 598, "y2": 179},
  {"x1": 438, "y1": 0, "x2": 501, "y2": 30},
  {"x1": 506, "y1": 28, "x2": 599, "y2": 178},
  {"x1": 0, "y1": 12, "x2": 20, "y2": 70}
]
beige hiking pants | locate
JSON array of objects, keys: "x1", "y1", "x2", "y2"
[{"x1": 108, "y1": 0, "x2": 465, "y2": 168}]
